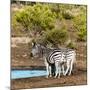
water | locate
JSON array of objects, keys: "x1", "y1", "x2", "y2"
[{"x1": 11, "y1": 70, "x2": 47, "y2": 79}]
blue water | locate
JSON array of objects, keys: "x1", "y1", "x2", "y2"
[{"x1": 11, "y1": 70, "x2": 47, "y2": 79}]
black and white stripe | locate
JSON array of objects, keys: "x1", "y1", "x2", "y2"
[
  {"x1": 31, "y1": 42, "x2": 76, "y2": 78},
  {"x1": 62, "y1": 49, "x2": 76, "y2": 76}
]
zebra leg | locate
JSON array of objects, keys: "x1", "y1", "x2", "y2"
[
  {"x1": 44, "y1": 59, "x2": 49, "y2": 78},
  {"x1": 58, "y1": 64, "x2": 61, "y2": 78},
  {"x1": 64, "y1": 61, "x2": 70, "y2": 76},
  {"x1": 49, "y1": 65, "x2": 52, "y2": 77},
  {"x1": 62, "y1": 65, "x2": 65, "y2": 75},
  {"x1": 68, "y1": 60, "x2": 73, "y2": 75},
  {"x1": 54, "y1": 62, "x2": 59, "y2": 78},
  {"x1": 46, "y1": 63, "x2": 49, "y2": 78},
  {"x1": 69, "y1": 55, "x2": 76, "y2": 75}
]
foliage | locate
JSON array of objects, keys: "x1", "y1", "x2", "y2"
[
  {"x1": 66, "y1": 41, "x2": 76, "y2": 49},
  {"x1": 14, "y1": 3, "x2": 56, "y2": 33},
  {"x1": 73, "y1": 12, "x2": 87, "y2": 41},
  {"x1": 40, "y1": 28, "x2": 68, "y2": 46},
  {"x1": 12, "y1": 11, "x2": 25, "y2": 36},
  {"x1": 12, "y1": 3, "x2": 87, "y2": 46},
  {"x1": 62, "y1": 11, "x2": 74, "y2": 19},
  {"x1": 77, "y1": 31, "x2": 86, "y2": 41},
  {"x1": 50, "y1": 4, "x2": 74, "y2": 20}
]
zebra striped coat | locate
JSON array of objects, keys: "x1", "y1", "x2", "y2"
[{"x1": 31, "y1": 42, "x2": 76, "y2": 78}]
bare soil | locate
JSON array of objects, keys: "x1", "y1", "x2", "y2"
[{"x1": 11, "y1": 37, "x2": 87, "y2": 90}]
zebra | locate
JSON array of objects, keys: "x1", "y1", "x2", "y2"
[
  {"x1": 31, "y1": 42, "x2": 76, "y2": 78},
  {"x1": 31, "y1": 42, "x2": 65, "y2": 78},
  {"x1": 61, "y1": 49, "x2": 76, "y2": 76}
]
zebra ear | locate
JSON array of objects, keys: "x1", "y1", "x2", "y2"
[
  {"x1": 32, "y1": 41, "x2": 36, "y2": 46},
  {"x1": 31, "y1": 42, "x2": 34, "y2": 46}
]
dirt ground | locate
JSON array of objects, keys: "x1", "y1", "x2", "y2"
[{"x1": 11, "y1": 37, "x2": 87, "y2": 90}]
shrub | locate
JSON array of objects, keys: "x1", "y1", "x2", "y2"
[
  {"x1": 77, "y1": 31, "x2": 86, "y2": 41},
  {"x1": 11, "y1": 11, "x2": 25, "y2": 36},
  {"x1": 66, "y1": 41, "x2": 76, "y2": 49},
  {"x1": 62, "y1": 11, "x2": 74, "y2": 19},
  {"x1": 40, "y1": 28, "x2": 68, "y2": 46},
  {"x1": 73, "y1": 13, "x2": 86, "y2": 41},
  {"x1": 14, "y1": 4, "x2": 56, "y2": 34}
]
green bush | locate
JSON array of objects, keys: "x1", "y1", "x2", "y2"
[
  {"x1": 40, "y1": 28, "x2": 68, "y2": 46},
  {"x1": 62, "y1": 11, "x2": 74, "y2": 19},
  {"x1": 14, "y1": 3, "x2": 56, "y2": 34},
  {"x1": 77, "y1": 31, "x2": 86, "y2": 41},
  {"x1": 50, "y1": 4, "x2": 75, "y2": 20},
  {"x1": 73, "y1": 13, "x2": 86, "y2": 41},
  {"x1": 11, "y1": 11, "x2": 25, "y2": 36},
  {"x1": 12, "y1": 3, "x2": 87, "y2": 43},
  {"x1": 66, "y1": 41, "x2": 76, "y2": 49}
]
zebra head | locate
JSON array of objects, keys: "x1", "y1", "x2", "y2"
[
  {"x1": 31, "y1": 42, "x2": 40, "y2": 57},
  {"x1": 31, "y1": 42, "x2": 49, "y2": 58}
]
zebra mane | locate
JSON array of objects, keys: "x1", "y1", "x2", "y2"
[{"x1": 35, "y1": 43, "x2": 52, "y2": 57}]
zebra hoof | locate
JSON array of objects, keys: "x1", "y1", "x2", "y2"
[
  {"x1": 45, "y1": 76, "x2": 49, "y2": 78},
  {"x1": 64, "y1": 73, "x2": 67, "y2": 76},
  {"x1": 54, "y1": 76, "x2": 57, "y2": 78},
  {"x1": 68, "y1": 73, "x2": 71, "y2": 76},
  {"x1": 49, "y1": 75, "x2": 52, "y2": 77},
  {"x1": 58, "y1": 76, "x2": 60, "y2": 78}
]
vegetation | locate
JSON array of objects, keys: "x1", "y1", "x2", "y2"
[
  {"x1": 38, "y1": 28, "x2": 68, "y2": 47},
  {"x1": 11, "y1": 2, "x2": 87, "y2": 48},
  {"x1": 73, "y1": 6, "x2": 87, "y2": 41},
  {"x1": 62, "y1": 11, "x2": 74, "y2": 19},
  {"x1": 66, "y1": 41, "x2": 76, "y2": 49},
  {"x1": 14, "y1": 4, "x2": 56, "y2": 33}
]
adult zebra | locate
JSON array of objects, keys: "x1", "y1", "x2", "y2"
[{"x1": 31, "y1": 42, "x2": 76, "y2": 78}]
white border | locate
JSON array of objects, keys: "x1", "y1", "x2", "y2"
[
  {"x1": 0, "y1": 0, "x2": 10, "y2": 90},
  {"x1": 0, "y1": 0, "x2": 89, "y2": 90}
]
